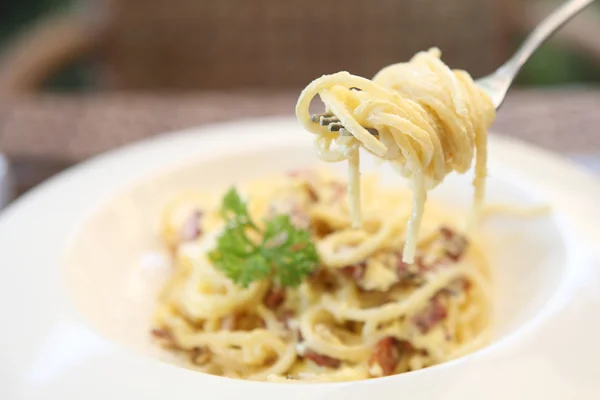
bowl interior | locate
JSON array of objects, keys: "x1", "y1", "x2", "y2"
[{"x1": 63, "y1": 142, "x2": 566, "y2": 367}]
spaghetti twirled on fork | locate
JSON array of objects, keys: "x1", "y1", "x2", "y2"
[{"x1": 296, "y1": 48, "x2": 495, "y2": 263}]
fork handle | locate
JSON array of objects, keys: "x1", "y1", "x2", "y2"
[{"x1": 499, "y1": 0, "x2": 595, "y2": 80}]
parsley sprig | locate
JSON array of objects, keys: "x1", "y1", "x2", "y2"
[{"x1": 208, "y1": 188, "x2": 319, "y2": 288}]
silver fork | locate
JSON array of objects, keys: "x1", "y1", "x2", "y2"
[
  {"x1": 478, "y1": 0, "x2": 595, "y2": 108},
  {"x1": 312, "y1": 0, "x2": 595, "y2": 134}
]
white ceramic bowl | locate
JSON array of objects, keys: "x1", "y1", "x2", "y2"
[{"x1": 1, "y1": 118, "x2": 600, "y2": 400}]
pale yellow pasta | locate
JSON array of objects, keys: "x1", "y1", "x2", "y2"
[
  {"x1": 151, "y1": 169, "x2": 492, "y2": 382},
  {"x1": 295, "y1": 48, "x2": 495, "y2": 263},
  {"x1": 150, "y1": 48, "x2": 502, "y2": 383}
]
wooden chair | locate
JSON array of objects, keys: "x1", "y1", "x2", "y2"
[
  {"x1": 0, "y1": 0, "x2": 520, "y2": 93},
  {"x1": 1, "y1": 0, "x2": 598, "y2": 94},
  {"x1": 1, "y1": 0, "x2": 599, "y2": 94},
  {"x1": 0, "y1": 0, "x2": 598, "y2": 196}
]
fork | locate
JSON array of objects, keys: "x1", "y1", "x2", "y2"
[{"x1": 312, "y1": 0, "x2": 595, "y2": 134}]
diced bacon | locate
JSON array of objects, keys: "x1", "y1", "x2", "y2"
[
  {"x1": 151, "y1": 328, "x2": 180, "y2": 349},
  {"x1": 412, "y1": 297, "x2": 448, "y2": 334},
  {"x1": 151, "y1": 328, "x2": 173, "y2": 341},
  {"x1": 179, "y1": 210, "x2": 202, "y2": 242},
  {"x1": 368, "y1": 337, "x2": 402, "y2": 376},
  {"x1": 439, "y1": 226, "x2": 468, "y2": 261},
  {"x1": 307, "y1": 267, "x2": 337, "y2": 292},
  {"x1": 459, "y1": 278, "x2": 471, "y2": 292},
  {"x1": 396, "y1": 255, "x2": 426, "y2": 285},
  {"x1": 304, "y1": 349, "x2": 341, "y2": 368},
  {"x1": 189, "y1": 347, "x2": 211, "y2": 365},
  {"x1": 235, "y1": 312, "x2": 266, "y2": 330},
  {"x1": 340, "y1": 262, "x2": 366, "y2": 281},
  {"x1": 303, "y1": 182, "x2": 320, "y2": 202},
  {"x1": 439, "y1": 278, "x2": 471, "y2": 297},
  {"x1": 264, "y1": 287, "x2": 286, "y2": 309},
  {"x1": 220, "y1": 315, "x2": 236, "y2": 331},
  {"x1": 307, "y1": 267, "x2": 323, "y2": 283}
]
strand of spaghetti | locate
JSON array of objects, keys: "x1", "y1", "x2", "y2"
[
  {"x1": 317, "y1": 219, "x2": 401, "y2": 268},
  {"x1": 322, "y1": 267, "x2": 485, "y2": 322},
  {"x1": 177, "y1": 257, "x2": 268, "y2": 320},
  {"x1": 347, "y1": 147, "x2": 362, "y2": 228},
  {"x1": 175, "y1": 329, "x2": 297, "y2": 378},
  {"x1": 298, "y1": 306, "x2": 372, "y2": 361},
  {"x1": 247, "y1": 344, "x2": 298, "y2": 381},
  {"x1": 446, "y1": 327, "x2": 491, "y2": 360},
  {"x1": 482, "y1": 203, "x2": 552, "y2": 218},
  {"x1": 267, "y1": 366, "x2": 370, "y2": 383}
]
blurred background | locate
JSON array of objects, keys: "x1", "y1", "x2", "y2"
[
  {"x1": 0, "y1": 0, "x2": 599, "y2": 204},
  {"x1": 1, "y1": 0, "x2": 599, "y2": 92}
]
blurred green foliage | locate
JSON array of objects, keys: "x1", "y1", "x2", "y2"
[
  {"x1": 1, "y1": 0, "x2": 599, "y2": 90},
  {"x1": 0, "y1": 0, "x2": 68, "y2": 49},
  {"x1": 516, "y1": 41, "x2": 600, "y2": 85},
  {"x1": 0, "y1": 0, "x2": 86, "y2": 90}
]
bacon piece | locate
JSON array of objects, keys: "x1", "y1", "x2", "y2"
[
  {"x1": 236, "y1": 312, "x2": 267, "y2": 330},
  {"x1": 179, "y1": 210, "x2": 202, "y2": 242},
  {"x1": 304, "y1": 349, "x2": 341, "y2": 368},
  {"x1": 368, "y1": 337, "x2": 404, "y2": 376},
  {"x1": 302, "y1": 182, "x2": 320, "y2": 202},
  {"x1": 220, "y1": 315, "x2": 236, "y2": 331},
  {"x1": 396, "y1": 255, "x2": 426, "y2": 285},
  {"x1": 189, "y1": 347, "x2": 211, "y2": 365},
  {"x1": 438, "y1": 278, "x2": 471, "y2": 297},
  {"x1": 458, "y1": 278, "x2": 472, "y2": 292},
  {"x1": 151, "y1": 328, "x2": 180, "y2": 349},
  {"x1": 412, "y1": 297, "x2": 448, "y2": 334},
  {"x1": 308, "y1": 267, "x2": 338, "y2": 292},
  {"x1": 151, "y1": 328, "x2": 172, "y2": 340},
  {"x1": 340, "y1": 262, "x2": 366, "y2": 281},
  {"x1": 439, "y1": 226, "x2": 468, "y2": 261},
  {"x1": 264, "y1": 287, "x2": 286, "y2": 309}
]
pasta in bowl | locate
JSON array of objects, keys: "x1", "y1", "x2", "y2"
[
  {"x1": 151, "y1": 47, "x2": 496, "y2": 382},
  {"x1": 152, "y1": 170, "x2": 491, "y2": 382},
  {"x1": 57, "y1": 114, "x2": 574, "y2": 398}
]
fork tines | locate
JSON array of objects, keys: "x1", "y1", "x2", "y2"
[
  {"x1": 311, "y1": 113, "x2": 339, "y2": 125},
  {"x1": 339, "y1": 128, "x2": 379, "y2": 137},
  {"x1": 310, "y1": 113, "x2": 379, "y2": 137},
  {"x1": 328, "y1": 123, "x2": 344, "y2": 132}
]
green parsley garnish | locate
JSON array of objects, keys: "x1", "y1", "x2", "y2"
[{"x1": 208, "y1": 188, "x2": 319, "y2": 288}]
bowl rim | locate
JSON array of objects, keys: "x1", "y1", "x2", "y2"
[{"x1": 1, "y1": 116, "x2": 600, "y2": 400}]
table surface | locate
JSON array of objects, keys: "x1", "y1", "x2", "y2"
[{"x1": 0, "y1": 88, "x2": 599, "y2": 194}]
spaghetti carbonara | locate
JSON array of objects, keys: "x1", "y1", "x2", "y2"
[
  {"x1": 151, "y1": 49, "x2": 496, "y2": 382},
  {"x1": 152, "y1": 170, "x2": 491, "y2": 382},
  {"x1": 296, "y1": 48, "x2": 495, "y2": 263}
]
